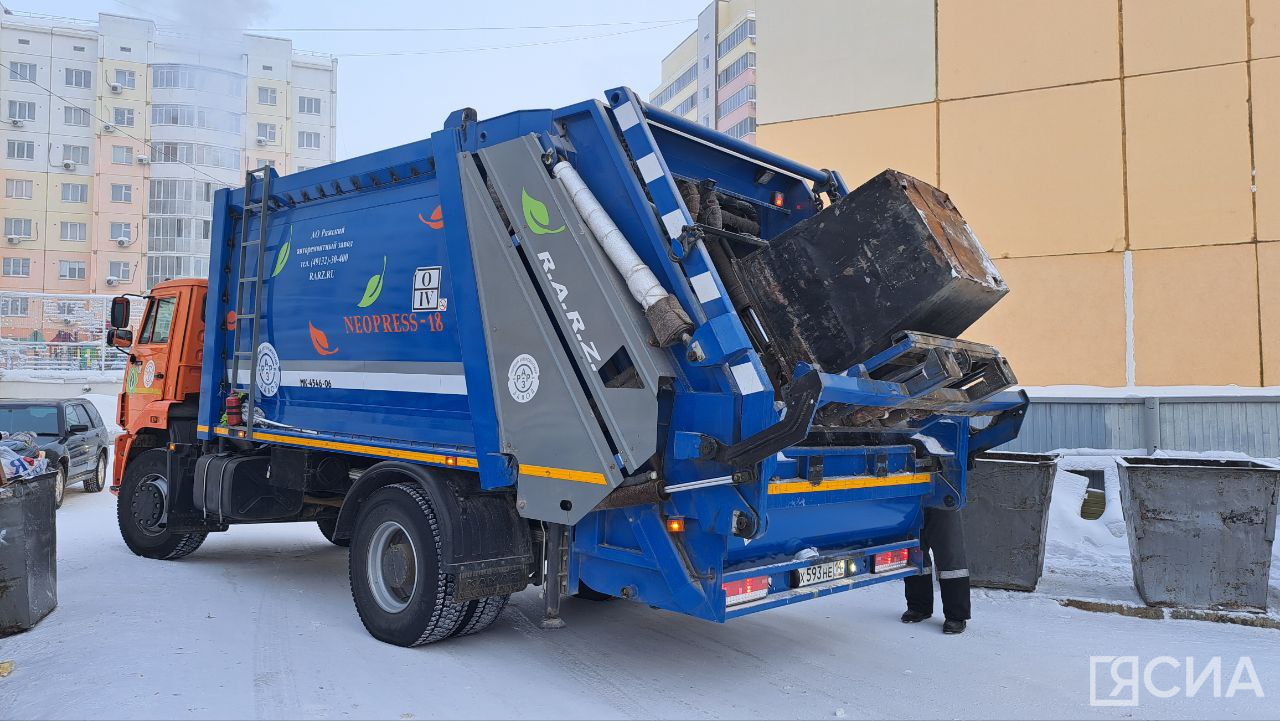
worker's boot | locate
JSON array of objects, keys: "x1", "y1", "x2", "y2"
[
  {"x1": 942, "y1": 619, "x2": 967, "y2": 635},
  {"x1": 901, "y1": 609, "x2": 931, "y2": 623}
]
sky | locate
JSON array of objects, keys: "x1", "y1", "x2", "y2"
[{"x1": 17, "y1": 0, "x2": 705, "y2": 159}]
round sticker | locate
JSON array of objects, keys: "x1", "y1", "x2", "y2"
[
  {"x1": 256, "y1": 342, "x2": 281, "y2": 397},
  {"x1": 507, "y1": 353, "x2": 540, "y2": 404},
  {"x1": 142, "y1": 360, "x2": 156, "y2": 388}
]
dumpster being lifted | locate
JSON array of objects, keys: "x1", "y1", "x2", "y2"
[{"x1": 105, "y1": 87, "x2": 1028, "y2": 646}]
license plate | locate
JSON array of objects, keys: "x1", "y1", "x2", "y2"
[{"x1": 793, "y1": 559, "x2": 847, "y2": 588}]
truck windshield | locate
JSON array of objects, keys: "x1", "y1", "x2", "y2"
[{"x1": 0, "y1": 406, "x2": 60, "y2": 436}]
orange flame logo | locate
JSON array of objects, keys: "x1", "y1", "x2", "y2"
[
  {"x1": 308, "y1": 322, "x2": 340, "y2": 356},
  {"x1": 418, "y1": 205, "x2": 444, "y2": 230}
]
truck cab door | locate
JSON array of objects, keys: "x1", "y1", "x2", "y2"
[{"x1": 123, "y1": 293, "x2": 179, "y2": 429}]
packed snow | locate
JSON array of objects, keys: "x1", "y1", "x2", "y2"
[{"x1": 1, "y1": 398, "x2": 1278, "y2": 720}]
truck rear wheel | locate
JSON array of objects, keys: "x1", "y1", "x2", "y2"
[
  {"x1": 117, "y1": 449, "x2": 207, "y2": 560},
  {"x1": 450, "y1": 594, "x2": 509, "y2": 638},
  {"x1": 349, "y1": 483, "x2": 466, "y2": 646}
]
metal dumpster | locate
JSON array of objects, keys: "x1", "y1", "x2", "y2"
[
  {"x1": 0, "y1": 471, "x2": 57, "y2": 636},
  {"x1": 1117, "y1": 456, "x2": 1280, "y2": 611},
  {"x1": 963, "y1": 451, "x2": 1059, "y2": 591}
]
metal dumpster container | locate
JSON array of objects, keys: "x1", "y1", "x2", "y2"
[
  {"x1": 1117, "y1": 457, "x2": 1280, "y2": 611},
  {"x1": 0, "y1": 471, "x2": 57, "y2": 636},
  {"x1": 963, "y1": 452, "x2": 1059, "y2": 591}
]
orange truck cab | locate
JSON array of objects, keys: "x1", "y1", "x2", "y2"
[{"x1": 108, "y1": 279, "x2": 207, "y2": 491}]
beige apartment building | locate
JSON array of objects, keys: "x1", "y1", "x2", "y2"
[{"x1": 755, "y1": 0, "x2": 1279, "y2": 387}]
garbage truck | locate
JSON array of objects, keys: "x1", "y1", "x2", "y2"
[{"x1": 106, "y1": 87, "x2": 1028, "y2": 647}]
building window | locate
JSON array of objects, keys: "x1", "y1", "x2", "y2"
[
  {"x1": 64, "y1": 106, "x2": 90, "y2": 126},
  {"x1": 717, "y1": 18, "x2": 756, "y2": 57},
  {"x1": 152, "y1": 64, "x2": 243, "y2": 96},
  {"x1": 114, "y1": 69, "x2": 135, "y2": 88},
  {"x1": 653, "y1": 64, "x2": 698, "y2": 107},
  {"x1": 147, "y1": 255, "x2": 208, "y2": 288},
  {"x1": 7, "y1": 101, "x2": 35, "y2": 122},
  {"x1": 73, "y1": 45, "x2": 85, "y2": 52},
  {"x1": 109, "y1": 260, "x2": 132, "y2": 280},
  {"x1": 61, "y1": 183, "x2": 89, "y2": 203},
  {"x1": 717, "y1": 84, "x2": 756, "y2": 117},
  {"x1": 298, "y1": 131, "x2": 321, "y2": 149},
  {"x1": 298, "y1": 96, "x2": 321, "y2": 115},
  {"x1": 113, "y1": 107, "x2": 135, "y2": 127},
  {"x1": 58, "y1": 260, "x2": 87, "y2": 280},
  {"x1": 1, "y1": 298, "x2": 30, "y2": 317},
  {"x1": 6, "y1": 141, "x2": 35, "y2": 161},
  {"x1": 111, "y1": 183, "x2": 132, "y2": 203},
  {"x1": 64, "y1": 68, "x2": 92, "y2": 89},
  {"x1": 258, "y1": 86, "x2": 277, "y2": 105},
  {"x1": 4, "y1": 218, "x2": 33, "y2": 239},
  {"x1": 63, "y1": 145, "x2": 90, "y2": 165},
  {"x1": 703, "y1": 56, "x2": 710, "y2": 69},
  {"x1": 256, "y1": 122, "x2": 277, "y2": 143},
  {"x1": 17, "y1": 38, "x2": 29, "y2": 45},
  {"x1": 9, "y1": 62, "x2": 37, "y2": 82},
  {"x1": 150, "y1": 142, "x2": 240, "y2": 170},
  {"x1": 5, "y1": 179, "x2": 33, "y2": 200},
  {"x1": 111, "y1": 145, "x2": 132, "y2": 164},
  {"x1": 60, "y1": 221, "x2": 87, "y2": 241},
  {"x1": 724, "y1": 116, "x2": 757, "y2": 139},
  {"x1": 257, "y1": 158, "x2": 276, "y2": 169},
  {"x1": 3, "y1": 257, "x2": 31, "y2": 277},
  {"x1": 262, "y1": 65, "x2": 272, "y2": 71},
  {"x1": 717, "y1": 52, "x2": 756, "y2": 88},
  {"x1": 672, "y1": 94, "x2": 697, "y2": 117},
  {"x1": 109, "y1": 221, "x2": 132, "y2": 242},
  {"x1": 120, "y1": 46, "x2": 131, "y2": 53}
]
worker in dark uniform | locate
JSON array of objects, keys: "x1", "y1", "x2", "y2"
[{"x1": 902, "y1": 506, "x2": 970, "y2": 634}]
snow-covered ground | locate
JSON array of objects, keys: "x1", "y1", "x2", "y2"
[{"x1": 1, "y1": 400, "x2": 1278, "y2": 719}]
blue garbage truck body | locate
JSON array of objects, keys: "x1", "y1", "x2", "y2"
[{"x1": 111, "y1": 87, "x2": 1026, "y2": 646}]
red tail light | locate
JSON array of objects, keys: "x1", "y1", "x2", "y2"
[
  {"x1": 873, "y1": 549, "x2": 910, "y2": 573},
  {"x1": 723, "y1": 576, "x2": 769, "y2": 606}
]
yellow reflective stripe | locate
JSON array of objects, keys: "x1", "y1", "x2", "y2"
[
  {"x1": 207, "y1": 426, "x2": 479, "y2": 469},
  {"x1": 767, "y1": 472, "x2": 932, "y2": 495},
  {"x1": 196, "y1": 424, "x2": 209, "y2": 433},
  {"x1": 519, "y1": 463, "x2": 608, "y2": 485}
]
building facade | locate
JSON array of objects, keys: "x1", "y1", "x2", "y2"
[
  {"x1": 0, "y1": 5, "x2": 336, "y2": 345},
  {"x1": 650, "y1": 0, "x2": 758, "y2": 143},
  {"x1": 755, "y1": 0, "x2": 1279, "y2": 387}
]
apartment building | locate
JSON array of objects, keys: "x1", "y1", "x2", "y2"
[
  {"x1": 0, "y1": 5, "x2": 336, "y2": 342},
  {"x1": 650, "y1": 0, "x2": 758, "y2": 143},
  {"x1": 755, "y1": 0, "x2": 1279, "y2": 387}
]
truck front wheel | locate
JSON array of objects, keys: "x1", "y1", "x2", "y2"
[
  {"x1": 349, "y1": 483, "x2": 467, "y2": 646},
  {"x1": 116, "y1": 449, "x2": 207, "y2": 560}
]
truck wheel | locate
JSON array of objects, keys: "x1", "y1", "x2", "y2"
[
  {"x1": 117, "y1": 449, "x2": 207, "y2": 560},
  {"x1": 450, "y1": 595, "x2": 509, "y2": 638},
  {"x1": 83, "y1": 453, "x2": 107, "y2": 493},
  {"x1": 317, "y1": 517, "x2": 349, "y2": 547},
  {"x1": 349, "y1": 483, "x2": 466, "y2": 646}
]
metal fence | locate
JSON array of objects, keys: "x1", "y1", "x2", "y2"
[
  {"x1": 0, "y1": 292, "x2": 141, "y2": 377},
  {"x1": 1000, "y1": 392, "x2": 1280, "y2": 458}
]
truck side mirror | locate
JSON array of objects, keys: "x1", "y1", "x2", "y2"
[
  {"x1": 109, "y1": 296, "x2": 130, "y2": 329},
  {"x1": 107, "y1": 328, "x2": 133, "y2": 349}
]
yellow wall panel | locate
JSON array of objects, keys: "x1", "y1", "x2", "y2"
[
  {"x1": 938, "y1": 0, "x2": 1119, "y2": 99},
  {"x1": 1253, "y1": 0, "x2": 1280, "y2": 58},
  {"x1": 966, "y1": 253, "x2": 1127, "y2": 386},
  {"x1": 939, "y1": 81, "x2": 1126, "y2": 258},
  {"x1": 1132, "y1": 244, "x2": 1260, "y2": 385},
  {"x1": 1260, "y1": 242, "x2": 1280, "y2": 383},
  {"x1": 757, "y1": 103, "x2": 937, "y2": 187},
  {"x1": 1124, "y1": 64, "x2": 1254, "y2": 249},
  {"x1": 1122, "y1": 0, "x2": 1248, "y2": 75},
  {"x1": 1254, "y1": 58, "x2": 1280, "y2": 241}
]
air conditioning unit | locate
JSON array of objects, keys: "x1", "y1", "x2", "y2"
[
  {"x1": 255, "y1": 136, "x2": 267, "y2": 145},
  {"x1": 109, "y1": 82, "x2": 122, "y2": 93},
  {"x1": 114, "y1": 236, "x2": 131, "y2": 247},
  {"x1": 62, "y1": 317, "x2": 73, "y2": 325},
  {"x1": 103, "y1": 123, "x2": 116, "y2": 133},
  {"x1": 5, "y1": 235, "x2": 21, "y2": 245},
  {"x1": 136, "y1": 155, "x2": 149, "y2": 165},
  {"x1": 9, "y1": 118, "x2": 24, "y2": 128},
  {"x1": 62, "y1": 160, "x2": 76, "y2": 170},
  {"x1": 105, "y1": 276, "x2": 120, "y2": 287}
]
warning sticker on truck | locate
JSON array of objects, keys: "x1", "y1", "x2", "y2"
[{"x1": 412, "y1": 266, "x2": 444, "y2": 312}]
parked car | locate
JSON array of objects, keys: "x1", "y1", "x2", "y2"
[{"x1": 0, "y1": 399, "x2": 112, "y2": 508}]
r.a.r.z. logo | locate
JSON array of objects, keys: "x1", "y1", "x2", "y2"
[{"x1": 535, "y1": 251, "x2": 600, "y2": 371}]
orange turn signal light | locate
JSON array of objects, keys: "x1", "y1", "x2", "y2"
[{"x1": 666, "y1": 518, "x2": 685, "y2": 533}]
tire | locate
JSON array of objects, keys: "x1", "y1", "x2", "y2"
[
  {"x1": 449, "y1": 594, "x2": 509, "y2": 638},
  {"x1": 83, "y1": 453, "x2": 107, "y2": 494},
  {"x1": 317, "y1": 517, "x2": 350, "y2": 547},
  {"x1": 52, "y1": 463, "x2": 67, "y2": 509},
  {"x1": 349, "y1": 483, "x2": 466, "y2": 647},
  {"x1": 117, "y1": 449, "x2": 207, "y2": 560}
]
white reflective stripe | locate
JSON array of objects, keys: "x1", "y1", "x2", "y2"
[
  {"x1": 730, "y1": 362, "x2": 765, "y2": 395},
  {"x1": 613, "y1": 101, "x2": 640, "y2": 131},
  {"x1": 236, "y1": 369, "x2": 467, "y2": 395},
  {"x1": 661, "y1": 209, "x2": 685, "y2": 240},
  {"x1": 636, "y1": 153, "x2": 664, "y2": 184},
  {"x1": 938, "y1": 569, "x2": 969, "y2": 580},
  {"x1": 689, "y1": 271, "x2": 722, "y2": 304}
]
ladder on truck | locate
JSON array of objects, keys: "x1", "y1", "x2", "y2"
[{"x1": 224, "y1": 166, "x2": 277, "y2": 440}]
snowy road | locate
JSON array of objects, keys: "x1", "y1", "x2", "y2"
[{"x1": 2, "y1": 479, "x2": 1277, "y2": 720}]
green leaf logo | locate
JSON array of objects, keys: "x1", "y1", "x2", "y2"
[
  {"x1": 522, "y1": 188, "x2": 565, "y2": 235},
  {"x1": 271, "y1": 226, "x2": 292, "y2": 278},
  {"x1": 357, "y1": 256, "x2": 387, "y2": 308}
]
